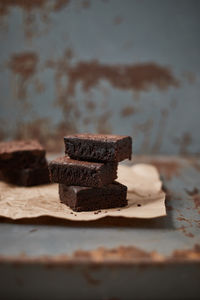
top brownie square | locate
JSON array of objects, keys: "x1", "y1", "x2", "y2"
[
  {"x1": 0, "y1": 140, "x2": 46, "y2": 170},
  {"x1": 64, "y1": 134, "x2": 132, "y2": 162}
]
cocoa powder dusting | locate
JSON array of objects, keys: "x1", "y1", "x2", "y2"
[{"x1": 8, "y1": 52, "x2": 38, "y2": 99}]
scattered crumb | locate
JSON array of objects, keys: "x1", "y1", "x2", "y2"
[
  {"x1": 117, "y1": 209, "x2": 121, "y2": 211},
  {"x1": 94, "y1": 210, "x2": 102, "y2": 214},
  {"x1": 104, "y1": 211, "x2": 107, "y2": 213},
  {"x1": 137, "y1": 204, "x2": 141, "y2": 207},
  {"x1": 70, "y1": 212, "x2": 73, "y2": 214}
]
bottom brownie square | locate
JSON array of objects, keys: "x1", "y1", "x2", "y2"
[
  {"x1": 59, "y1": 181, "x2": 127, "y2": 212},
  {"x1": 0, "y1": 167, "x2": 50, "y2": 186}
]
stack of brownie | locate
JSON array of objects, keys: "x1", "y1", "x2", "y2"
[
  {"x1": 49, "y1": 134, "x2": 132, "y2": 212},
  {"x1": 0, "y1": 140, "x2": 50, "y2": 186}
]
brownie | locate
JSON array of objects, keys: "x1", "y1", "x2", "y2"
[
  {"x1": 59, "y1": 181, "x2": 128, "y2": 211},
  {"x1": 48, "y1": 156, "x2": 117, "y2": 187},
  {"x1": 64, "y1": 134, "x2": 132, "y2": 162},
  {"x1": 0, "y1": 166, "x2": 50, "y2": 186},
  {"x1": 0, "y1": 140, "x2": 46, "y2": 170}
]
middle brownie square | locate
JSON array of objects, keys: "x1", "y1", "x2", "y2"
[{"x1": 48, "y1": 156, "x2": 117, "y2": 187}]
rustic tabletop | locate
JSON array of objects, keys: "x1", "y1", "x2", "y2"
[{"x1": 0, "y1": 155, "x2": 200, "y2": 300}]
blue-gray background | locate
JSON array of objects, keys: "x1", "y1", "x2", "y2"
[{"x1": 0, "y1": 0, "x2": 200, "y2": 154}]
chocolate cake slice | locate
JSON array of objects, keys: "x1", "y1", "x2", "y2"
[
  {"x1": 48, "y1": 156, "x2": 117, "y2": 187},
  {"x1": 59, "y1": 181, "x2": 127, "y2": 212},
  {"x1": 64, "y1": 134, "x2": 132, "y2": 162},
  {"x1": 0, "y1": 140, "x2": 46, "y2": 170}
]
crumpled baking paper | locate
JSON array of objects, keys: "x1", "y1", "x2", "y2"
[{"x1": 0, "y1": 164, "x2": 166, "y2": 221}]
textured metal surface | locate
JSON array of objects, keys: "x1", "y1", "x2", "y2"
[
  {"x1": 0, "y1": 156, "x2": 200, "y2": 299},
  {"x1": 0, "y1": 156, "x2": 200, "y2": 257},
  {"x1": 0, "y1": 0, "x2": 200, "y2": 154}
]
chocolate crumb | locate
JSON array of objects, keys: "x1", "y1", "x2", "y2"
[{"x1": 137, "y1": 204, "x2": 141, "y2": 207}]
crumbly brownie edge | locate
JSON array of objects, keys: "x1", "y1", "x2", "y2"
[{"x1": 64, "y1": 137, "x2": 117, "y2": 162}]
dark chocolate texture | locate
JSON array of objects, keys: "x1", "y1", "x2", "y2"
[
  {"x1": 48, "y1": 156, "x2": 117, "y2": 187},
  {"x1": 0, "y1": 140, "x2": 46, "y2": 170},
  {"x1": 64, "y1": 134, "x2": 132, "y2": 162},
  {"x1": 59, "y1": 181, "x2": 128, "y2": 211},
  {"x1": 0, "y1": 166, "x2": 50, "y2": 186}
]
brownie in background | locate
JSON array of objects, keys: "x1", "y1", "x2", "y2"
[
  {"x1": 0, "y1": 140, "x2": 46, "y2": 170},
  {"x1": 0, "y1": 167, "x2": 50, "y2": 186},
  {"x1": 0, "y1": 140, "x2": 50, "y2": 186}
]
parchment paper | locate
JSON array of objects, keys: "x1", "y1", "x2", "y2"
[{"x1": 0, "y1": 164, "x2": 166, "y2": 221}]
